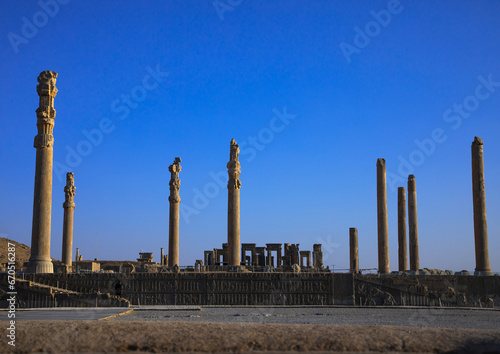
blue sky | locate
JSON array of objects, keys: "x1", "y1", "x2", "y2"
[{"x1": 1, "y1": 0, "x2": 499, "y2": 272}]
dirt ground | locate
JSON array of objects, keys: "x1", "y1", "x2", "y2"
[{"x1": 3, "y1": 320, "x2": 500, "y2": 353}]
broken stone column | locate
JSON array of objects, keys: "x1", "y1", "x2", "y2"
[
  {"x1": 28, "y1": 71, "x2": 58, "y2": 274},
  {"x1": 471, "y1": 137, "x2": 492, "y2": 275},
  {"x1": 349, "y1": 227, "x2": 359, "y2": 273},
  {"x1": 377, "y1": 158, "x2": 390, "y2": 274},
  {"x1": 75, "y1": 248, "x2": 80, "y2": 262},
  {"x1": 160, "y1": 248, "x2": 164, "y2": 265},
  {"x1": 290, "y1": 244, "x2": 300, "y2": 266},
  {"x1": 407, "y1": 175, "x2": 419, "y2": 271},
  {"x1": 168, "y1": 157, "x2": 182, "y2": 267},
  {"x1": 227, "y1": 139, "x2": 241, "y2": 266},
  {"x1": 61, "y1": 173, "x2": 76, "y2": 268},
  {"x1": 398, "y1": 187, "x2": 408, "y2": 272},
  {"x1": 312, "y1": 244, "x2": 323, "y2": 269}
]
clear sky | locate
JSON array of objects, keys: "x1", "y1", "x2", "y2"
[{"x1": 1, "y1": 0, "x2": 499, "y2": 272}]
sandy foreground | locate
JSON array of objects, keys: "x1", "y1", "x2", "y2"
[{"x1": 2, "y1": 320, "x2": 500, "y2": 353}]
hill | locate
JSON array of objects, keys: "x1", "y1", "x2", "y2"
[{"x1": 0, "y1": 237, "x2": 32, "y2": 266}]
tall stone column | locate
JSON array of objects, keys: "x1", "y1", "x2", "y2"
[
  {"x1": 471, "y1": 137, "x2": 492, "y2": 275},
  {"x1": 61, "y1": 173, "x2": 76, "y2": 267},
  {"x1": 398, "y1": 187, "x2": 408, "y2": 271},
  {"x1": 27, "y1": 71, "x2": 58, "y2": 274},
  {"x1": 349, "y1": 227, "x2": 359, "y2": 273},
  {"x1": 168, "y1": 157, "x2": 182, "y2": 267},
  {"x1": 377, "y1": 158, "x2": 390, "y2": 274},
  {"x1": 407, "y1": 175, "x2": 420, "y2": 271},
  {"x1": 227, "y1": 139, "x2": 241, "y2": 266}
]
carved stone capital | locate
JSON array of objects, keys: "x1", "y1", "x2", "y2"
[
  {"x1": 63, "y1": 201, "x2": 75, "y2": 209},
  {"x1": 169, "y1": 179, "x2": 181, "y2": 192},
  {"x1": 227, "y1": 179, "x2": 241, "y2": 190},
  {"x1": 169, "y1": 195, "x2": 181, "y2": 203},
  {"x1": 34, "y1": 134, "x2": 54, "y2": 148},
  {"x1": 229, "y1": 138, "x2": 240, "y2": 162},
  {"x1": 169, "y1": 163, "x2": 182, "y2": 174},
  {"x1": 34, "y1": 72, "x2": 57, "y2": 150},
  {"x1": 36, "y1": 106, "x2": 56, "y2": 121},
  {"x1": 169, "y1": 157, "x2": 182, "y2": 201},
  {"x1": 63, "y1": 173, "x2": 76, "y2": 207},
  {"x1": 37, "y1": 71, "x2": 58, "y2": 97},
  {"x1": 227, "y1": 139, "x2": 241, "y2": 190}
]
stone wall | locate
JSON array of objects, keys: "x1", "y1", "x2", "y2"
[
  {"x1": 354, "y1": 274, "x2": 500, "y2": 307},
  {"x1": 2, "y1": 273, "x2": 498, "y2": 308},
  {"x1": 6, "y1": 272, "x2": 354, "y2": 306}
]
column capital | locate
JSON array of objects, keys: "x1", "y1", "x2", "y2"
[
  {"x1": 227, "y1": 139, "x2": 241, "y2": 189},
  {"x1": 169, "y1": 157, "x2": 182, "y2": 197},
  {"x1": 37, "y1": 71, "x2": 58, "y2": 97},
  {"x1": 169, "y1": 195, "x2": 181, "y2": 203},
  {"x1": 63, "y1": 172, "x2": 76, "y2": 209},
  {"x1": 34, "y1": 71, "x2": 58, "y2": 149}
]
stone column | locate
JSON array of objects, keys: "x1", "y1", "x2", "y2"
[
  {"x1": 168, "y1": 157, "x2": 181, "y2": 267},
  {"x1": 160, "y1": 248, "x2": 164, "y2": 265},
  {"x1": 227, "y1": 139, "x2": 241, "y2": 266},
  {"x1": 377, "y1": 158, "x2": 390, "y2": 274},
  {"x1": 27, "y1": 71, "x2": 58, "y2": 274},
  {"x1": 61, "y1": 173, "x2": 76, "y2": 267},
  {"x1": 471, "y1": 137, "x2": 492, "y2": 275},
  {"x1": 75, "y1": 248, "x2": 80, "y2": 262},
  {"x1": 349, "y1": 227, "x2": 359, "y2": 273},
  {"x1": 398, "y1": 187, "x2": 408, "y2": 272},
  {"x1": 407, "y1": 175, "x2": 420, "y2": 271}
]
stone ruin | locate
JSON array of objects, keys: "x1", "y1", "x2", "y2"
[
  {"x1": 202, "y1": 242, "x2": 324, "y2": 271},
  {"x1": 2, "y1": 71, "x2": 497, "y2": 309}
]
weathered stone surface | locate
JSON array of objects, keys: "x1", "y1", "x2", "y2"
[
  {"x1": 62, "y1": 172, "x2": 76, "y2": 267},
  {"x1": 5, "y1": 272, "x2": 499, "y2": 308},
  {"x1": 241, "y1": 243, "x2": 257, "y2": 266},
  {"x1": 227, "y1": 139, "x2": 241, "y2": 266},
  {"x1": 28, "y1": 71, "x2": 58, "y2": 274},
  {"x1": 266, "y1": 243, "x2": 282, "y2": 267},
  {"x1": 313, "y1": 244, "x2": 323, "y2": 269},
  {"x1": 376, "y1": 158, "x2": 390, "y2": 274},
  {"x1": 471, "y1": 137, "x2": 492, "y2": 275},
  {"x1": 397, "y1": 187, "x2": 407, "y2": 272},
  {"x1": 168, "y1": 157, "x2": 181, "y2": 267},
  {"x1": 407, "y1": 175, "x2": 419, "y2": 271},
  {"x1": 299, "y1": 250, "x2": 311, "y2": 267},
  {"x1": 349, "y1": 228, "x2": 359, "y2": 272}
]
